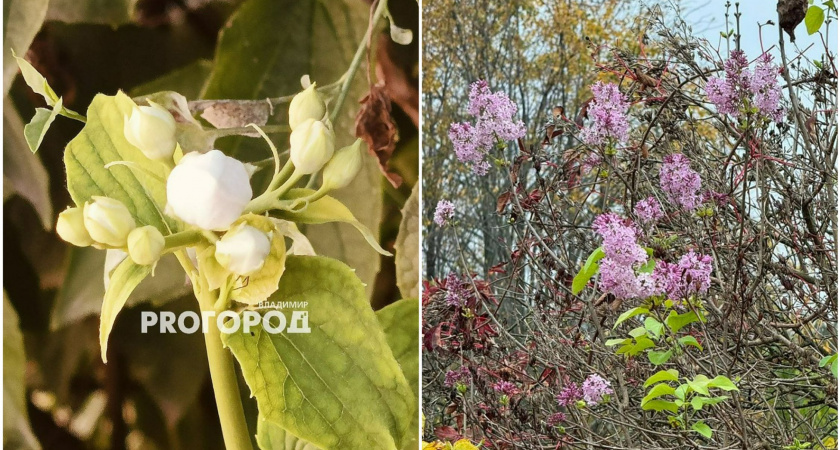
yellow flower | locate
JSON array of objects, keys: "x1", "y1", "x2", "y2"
[{"x1": 452, "y1": 439, "x2": 479, "y2": 450}]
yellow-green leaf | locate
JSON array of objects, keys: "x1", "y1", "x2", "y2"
[
  {"x1": 99, "y1": 257, "x2": 152, "y2": 363},
  {"x1": 395, "y1": 185, "x2": 419, "y2": 298},
  {"x1": 222, "y1": 256, "x2": 414, "y2": 449}
]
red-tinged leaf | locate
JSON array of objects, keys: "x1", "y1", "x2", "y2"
[
  {"x1": 497, "y1": 191, "x2": 512, "y2": 213},
  {"x1": 434, "y1": 426, "x2": 462, "y2": 441},
  {"x1": 423, "y1": 324, "x2": 442, "y2": 350}
]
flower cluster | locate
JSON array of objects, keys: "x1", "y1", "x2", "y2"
[
  {"x1": 705, "y1": 50, "x2": 784, "y2": 122},
  {"x1": 492, "y1": 380, "x2": 520, "y2": 396},
  {"x1": 634, "y1": 196, "x2": 664, "y2": 224},
  {"x1": 444, "y1": 366, "x2": 472, "y2": 388},
  {"x1": 655, "y1": 250, "x2": 713, "y2": 299},
  {"x1": 581, "y1": 374, "x2": 613, "y2": 406},
  {"x1": 556, "y1": 383, "x2": 584, "y2": 407},
  {"x1": 580, "y1": 81, "x2": 630, "y2": 146},
  {"x1": 434, "y1": 200, "x2": 455, "y2": 227},
  {"x1": 449, "y1": 80, "x2": 525, "y2": 175},
  {"x1": 660, "y1": 153, "x2": 702, "y2": 210},
  {"x1": 443, "y1": 273, "x2": 471, "y2": 307},
  {"x1": 556, "y1": 374, "x2": 613, "y2": 407},
  {"x1": 593, "y1": 213, "x2": 655, "y2": 299},
  {"x1": 547, "y1": 412, "x2": 567, "y2": 426}
]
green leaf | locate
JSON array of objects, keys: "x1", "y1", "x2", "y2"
[
  {"x1": 619, "y1": 336, "x2": 655, "y2": 356},
  {"x1": 99, "y1": 257, "x2": 152, "y2": 363},
  {"x1": 11, "y1": 48, "x2": 57, "y2": 105},
  {"x1": 202, "y1": 0, "x2": 382, "y2": 297},
  {"x1": 222, "y1": 256, "x2": 414, "y2": 449},
  {"x1": 665, "y1": 309, "x2": 703, "y2": 333},
  {"x1": 64, "y1": 91, "x2": 175, "y2": 233},
  {"x1": 805, "y1": 5, "x2": 826, "y2": 34},
  {"x1": 24, "y1": 98, "x2": 62, "y2": 153},
  {"x1": 644, "y1": 369, "x2": 680, "y2": 388},
  {"x1": 674, "y1": 383, "x2": 688, "y2": 401},
  {"x1": 4, "y1": 101, "x2": 53, "y2": 229},
  {"x1": 691, "y1": 421, "x2": 713, "y2": 439},
  {"x1": 3, "y1": 0, "x2": 49, "y2": 95},
  {"x1": 51, "y1": 248, "x2": 189, "y2": 330},
  {"x1": 819, "y1": 354, "x2": 837, "y2": 377},
  {"x1": 644, "y1": 316, "x2": 664, "y2": 339},
  {"x1": 687, "y1": 374, "x2": 710, "y2": 396},
  {"x1": 690, "y1": 395, "x2": 728, "y2": 411},
  {"x1": 256, "y1": 415, "x2": 320, "y2": 450},
  {"x1": 642, "y1": 383, "x2": 676, "y2": 406},
  {"x1": 376, "y1": 299, "x2": 419, "y2": 450},
  {"x1": 4, "y1": 294, "x2": 41, "y2": 450},
  {"x1": 641, "y1": 399, "x2": 679, "y2": 413},
  {"x1": 277, "y1": 189, "x2": 391, "y2": 256},
  {"x1": 707, "y1": 375, "x2": 739, "y2": 391},
  {"x1": 613, "y1": 306, "x2": 648, "y2": 329},
  {"x1": 395, "y1": 185, "x2": 419, "y2": 299},
  {"x1": 605, "y1": 338, "x2": 631, "y2": 347},
  {"x1": 678, "y1": 335, "x2": 703, "y2": 350},
  {"x1": 647, "y1": 349, "x2": 673, "y2": 366},
  {"x1": 638, "y1": 258, "x2": 656, "y2": 274},
  {"x1": 628, "y1": 326, "x2": 647, "y2": 338},
  {"x1": 572, "y1": 247, "x2": 605, "y2": 294}
]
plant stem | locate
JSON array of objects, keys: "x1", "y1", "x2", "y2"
[
  {"x1": 175, "y1": 250, "x2": 252, "y2": 450},
  {"x1": 163, "y1": 229, "x2": 205, "y2": 250},
  {"x1": 328, "y1": 0, "x2": 389, "y2": 123},
  {"x1": 199, "y1": 286, "x2": 252, "y2": 450}
]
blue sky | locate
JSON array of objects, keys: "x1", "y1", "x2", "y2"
[{"x1": 683, "y1": 0, "x2": 837, "y2": 61}]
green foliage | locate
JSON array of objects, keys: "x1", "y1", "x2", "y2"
[
  {"x1": 572, "y1": 247, "x2": 605, "y2": 294},
  {"x1": 805, "y1": 5, "x2": 826, "y2": 34},
  {"x1": 223, "y1": 256, "x2": 414, "y2": 450},
  {"x1": 3, "y1": 294, "x2": 41, "y2": 450},
  {"x1": 99, "y1": 256, "x2": 152, "y2": 363},
  {"x1": 64, "y1": 91, "x2": 175, "y2": 233},
  {"x1": 819, "y1": 353, "x2": 838, "y2": 377}
]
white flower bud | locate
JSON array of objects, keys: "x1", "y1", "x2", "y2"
[
  {"x1": 56, "y1": 207, "x2": 94, "y2": 247},
  {"x1": 322, "y1": 138, "x2": 363, "y2": 190},
  {"x1": 288, "y1": 83, "x2": 326, "y2": 130},
  {"x1": 124, "y1": 101, "x2": 177, "y2": 160},
  {"x1": 166, "y1": 150, "x2": 253, "y2": 231},
  {"x1": 214, "y1": 224, "x2": 271, "y2": 275},
  {"x1": 127, "y1": 226, "x2": 165, "y2": 265},
  {"x1": 83, "y1": 196, "x2": 136, "y2": 247},
  {"x1": 289, "y1": 119, "x2": 335, "y2": 174}
]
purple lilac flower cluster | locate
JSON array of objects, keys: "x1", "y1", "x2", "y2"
[
  {"x1": 443, "y1": 273, "x2": 471, "y2": 307},
  {"x1": 654, "y1": 250, "x2": 713, "y2": 299},
  {"x1": 660, "y1": 154, "x2": 702, "y2": 210},
  {"x1": 444, "y1": 366, "x2": 472, "y2": 388},
  {"x1": 492, "y1": 380, "x2": 520, "y2": 396},
  {"x1": 593, "y1": 213, "x2": 656, "y2": 299},
  {"x1": 593, "y1": 211, "x2": 714, "y2": 300},
  {"x1": 449, "y1": 80, "x2": 526, "y2": 175},
  {"x1": 556, "y1": 374, "x2": 613, "y2": 407},
  {"x1": 580, "y1": 82, "x2": 630, "y2": 146},
  {"x1": 547, "y1": 412, "x2": 567, "y2": 426},
  {"x1": 581, "y1": 374, "x2": 614, "y2": 406},
  {"x1": 556, "y1": 382, "x2": 584, "y2": 407},
  {"x1": 434, "y1": 200, "x2": 455, "y2": 226},
  {"x1": 634, "y1": 196, "x2": 664, "y2": 223},
  {"x1": 705, "y1": 50, "x2": 784, "y2": 122}
]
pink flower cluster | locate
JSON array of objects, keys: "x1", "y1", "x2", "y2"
[
  {"x1": 593, "y1": 213, "x2": 656, "y2": 299},
  {"x1": 556, "y1": 374, "x2": 613, "y2": 407},
  {"x1": 580, "y1": 82, "x2": 630, "y2": 146},
  {"x1": 547, "y1": 412, "x2": 567, "y2": 426},
  {"x1": 593, "y1": 212, "x2": 713, "y2": 300},
  {"x1": 660, "y1": 154, "x2": 702, "y2": 210},
  {"x1": 634, "y1": 196, "x2": 664, "y2": 223},
  {"x1": 434, "y1": 200, "x2": 455, "y2": 226},
  {"x1": 449, "y1": 80, "x2": 526, "y2": 175},
  {"x1": 705, "y1": 50, "x2": 784, "y2": 122},
  {"x1": 654, "y1": 250, "x2": 713, "y2": 299},
  {"x1": 444, "y1": 366, "x2": 471, "y2": 388},
  {"x1": 443, "y1": 273, "x2": 470, "y2": 307},
  {"x1": 492, "y1": 380, "x2": 520, "y2": 396}
]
